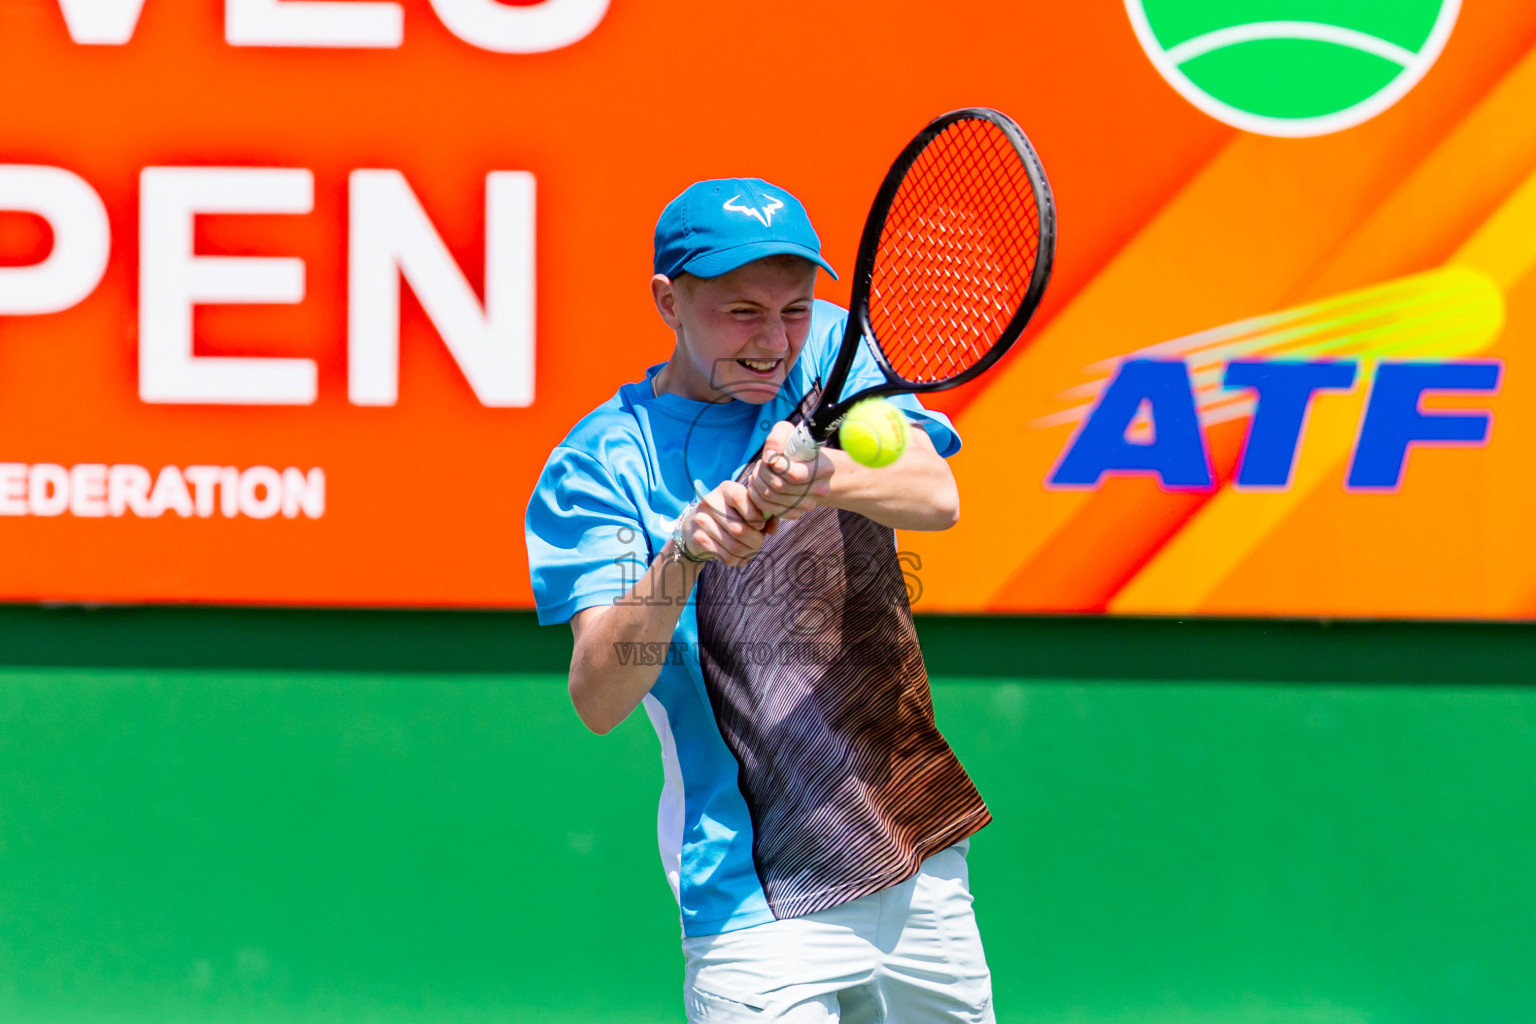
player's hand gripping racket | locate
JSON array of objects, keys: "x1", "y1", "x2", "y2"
[{"x1": 774, "y1": 107, "x2": 1055, "y2": 470}]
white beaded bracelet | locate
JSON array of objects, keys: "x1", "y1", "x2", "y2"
[{"x1": 671, "y1": 499, "x2": 712, "y2": 563}]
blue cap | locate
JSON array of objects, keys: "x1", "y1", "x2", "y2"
[{"x1": 653, "y1": 178, "x2": 838, "y2": 281}]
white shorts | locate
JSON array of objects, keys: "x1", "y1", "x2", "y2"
[{"x1": 682, "y1": 842, "x2": 994, "y2": 1023}]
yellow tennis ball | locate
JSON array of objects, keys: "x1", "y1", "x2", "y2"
[{"x1": 839, "y1": 398, "x2": 909, "y2": 468}]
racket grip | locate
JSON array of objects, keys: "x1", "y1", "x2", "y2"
[{"x1": 783, "y1": 422, "x2": 822, "y2": 463}]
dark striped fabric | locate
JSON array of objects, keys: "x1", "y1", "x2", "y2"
[{"x1": 696, "y1": 505, "x2": 990, "y2": 920}]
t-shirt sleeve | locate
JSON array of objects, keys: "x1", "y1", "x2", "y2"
[
  {"x1": 525, "y1": 446, "x2": 648, "y2": 626},
  {"x1": 806, "y1": 301, "x2": 962, "y2": 458}
]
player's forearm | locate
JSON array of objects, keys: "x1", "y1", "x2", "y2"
[
  {"x1": 568, "y1": 543, "x2": 703, "y2": 734},
  {"x1": 822, "y1": 434, "x2": 960, "y2": 531}
]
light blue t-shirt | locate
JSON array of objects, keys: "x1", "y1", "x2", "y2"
[{"x1": 526, "y1": 299, "x2": 985, "y2": 937}]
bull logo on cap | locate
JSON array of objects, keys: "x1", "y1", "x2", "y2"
[{"x1": 722, "y1": 193, "x2": 785, "y2": 226}]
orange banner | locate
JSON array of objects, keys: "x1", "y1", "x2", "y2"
[{"x1": 2, "y1": 0, "x2": 1535, "y2": 616}]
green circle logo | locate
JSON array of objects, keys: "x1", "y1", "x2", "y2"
[{"x1": 1125, "y1": 0, "x2": 1461, "y2": 136}]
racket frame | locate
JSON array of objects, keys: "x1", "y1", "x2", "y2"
[{"x1": 801, "y1": 106, "x2": 1057, "y2": 445}]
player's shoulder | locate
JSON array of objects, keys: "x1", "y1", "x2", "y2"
[
  {"x1": 535, "y1": 382, "x2": 649, "y2": 486},
  {"x1": 809, "y1": 298, "x2": 848, "y2": 338},
  {"x1": 558, "y1": 386, "x2": 645, "y2": 453},
  {"x1": 798, "y1": 299, "x2": 848, "y2": 379}
]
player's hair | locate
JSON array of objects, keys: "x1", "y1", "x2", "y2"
[
  {"x1": 673, "y1": 253, "x2": 818, "y2": 290},
  {"x1": 752, "y1": 253, "x2": 818, "y2": 275}
]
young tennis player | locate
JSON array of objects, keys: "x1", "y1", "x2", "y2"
[{"x1": 526, "y1": 178, "x2": 994, "y2": 1022}]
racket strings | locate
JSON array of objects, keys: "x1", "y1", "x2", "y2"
[{"x1": 868, "y1": 117, "x2": 1042, "y2": 385}]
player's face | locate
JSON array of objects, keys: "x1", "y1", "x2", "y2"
[{"x1": 653, "y1": 259, "x2": 818, "y2": 405}]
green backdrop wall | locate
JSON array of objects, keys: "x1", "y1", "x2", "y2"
[{"x1": 0, "y1": 609, "x2": 1533, "y2": 1023}]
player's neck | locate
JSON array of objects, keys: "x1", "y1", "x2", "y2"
[{"x1": 652, "y1": 357, "x2": 725, "y2": 403}]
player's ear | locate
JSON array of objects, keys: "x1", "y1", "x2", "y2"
[{"x1": 652, "y1": 274, "x2": 683, "y2": 329}]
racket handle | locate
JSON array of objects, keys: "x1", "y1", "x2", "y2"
[
  {"x1": 729, "y1": 421, "x2": 820, "y2": 526},
  {"x1": 783, "y1": 422, "x2": 822, "y2": 463}
]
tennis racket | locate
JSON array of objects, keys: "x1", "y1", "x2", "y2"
[{"x1": 780, "y1": 105, "x2": 1056, "y2": 463}]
